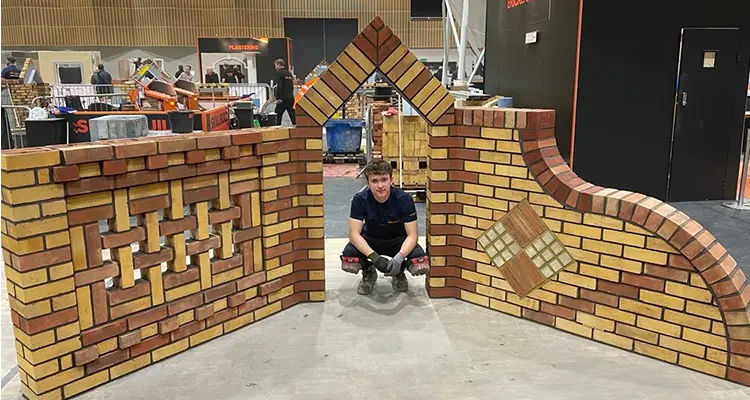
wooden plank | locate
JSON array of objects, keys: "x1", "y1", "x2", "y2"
[
  {"x1": 296, "y1": 96, "x2": 328, "y2": 126},
  {"x1": 396, "y1": 60, "x2": 425, "y2": 90},
  {"x1": 311, "y1": 79, "x2": 343, "y2": 109},
  {"x1": 344, "y1": 43, "x2": 376, "y2": 75},
  {"x1": 411, "y1": 78, "x2": 440, "y2": 108},
  {"x1": 328, "y1": 62, "x2": 360, "y2": 91}
]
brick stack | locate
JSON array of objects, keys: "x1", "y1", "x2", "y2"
[
  {"x1": 426, "y1": 106, "x2": 750, "y2": 386},
  {"x1": 1, "y1": 80, "x2": 52, "y2": 132},
  {"x1": 370, "y1": 101, "x2": 391, "y2": 155},
  {"x1": 382, "y1": 114, "x2": 428, "y2": 188},
  {"x1": 1, "y1": 126, "x2": 324, "y2": 399}
]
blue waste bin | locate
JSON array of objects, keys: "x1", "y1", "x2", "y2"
[{"x1": 324, "y1": 119, "x2": 365, "y2": 154}]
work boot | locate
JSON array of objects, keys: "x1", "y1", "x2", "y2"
[
  {"x1": 357, "y1": 266, "x2": 377, "y2": 295},
  {"x1": 392, "y1": 271, "x2": 408, "y2": 292}
]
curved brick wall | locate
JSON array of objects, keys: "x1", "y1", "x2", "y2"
[{"x1": 426, "y1": 106, "x2": 750, "y2": 386}]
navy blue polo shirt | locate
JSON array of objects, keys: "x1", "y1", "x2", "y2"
[{"x1": 349, "y1": 186, "x2": 417, "y2": 239}]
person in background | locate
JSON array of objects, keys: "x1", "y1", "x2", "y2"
[
  {"x1": 180, "y1": 65, "x2": 195, "y2": 81},
  {"x1": 273, "y1": 58, "x2": 295, "y2": 125},
  {"x1": 233, "y1": 65, "x2": 245, "y2": 83},
  {"x1": 204, "y1": 67, "x2": 219, "y2": 83},
  {"x1": 2, "y1": 57, "x2": 21, "y2": 79},
  {"x1": 174, "y1": 65, "x2": 184, "y2": 79},
  {"x1": 222, "y1": 67, "x2": 238, "y2": 84},
  {"x1": 90, "y1": 64, "x2": 113, "y2": 94}
]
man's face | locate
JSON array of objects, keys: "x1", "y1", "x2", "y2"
[
  {"x1": 274, "y1": 62, "x2": 282, "y2": 70},
  {"x1": 367, "y1": 173, "x2": 392, "y2": 202}
]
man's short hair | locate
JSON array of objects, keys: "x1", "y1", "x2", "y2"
[
  {"x1": 274, "y1": 58, "x2": 285, "y2": 68},
  {"x1": 7, "y1": 56, "x2": 15, "y2": 64},
  {"x1": 363, "y1": 160, "x2": 393, "y2": 180},
  {"x1": 97, "y1": 64, "x2": 104, "y2": 70}
]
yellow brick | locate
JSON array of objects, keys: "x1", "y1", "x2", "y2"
[
  {"x1": 545, "y1": 208, "x2": 582, "y2": 223},
  {"x1": 593, "y1": 330, "x2": 634, "y2": 350},
  {"x1": 224, "y1": 313, "x2": 255, "y2": 333},
  {"x1": 461, "y1": 270, "x2": 491, "y2": 286},
  {"x1": 305, "y1": 139, "x2": 323, "y2": 150},
  {"x1": 491, "y1": 278, "x2": 515, "y2": 292},
  {"x1": 255, "y1": 301, "x2": 282, "y2": 320},
  {"x1": 430, "y1": 277, "x2": 446, "y2": 287},
  {"x1": 262, "y1": 152, "x2": 290, "y2": 167},
  {"x1": 712, "y1": 322, "x2": 726, "y2": 336},
  {"x1": 479, "y1": 151, "x2": 511, "y2": 164},
  {"x1": 602, "y1": 230, "x2": 645, "y2": 247},
  {"x1": 489, "y1": 299, "x2": 521, "y2": 316},
  {"x1": 678, "y1": 354, "x2": 725, "y2": 378},
  {"x1": 96, "y1": 337, "x2": 117, "y2": 354},
  {"x1": 189, "y1": 325, "x2": 223, "y2": 347},
  {"x1": 63, "y1": 370, "x2": 109, "y2": 397},
  {"x1": 24, "y1": 336, "x2": 81, "y2": 365},
  {"x1": 45, "y1": 231, "x2": 70, "y2": 249},
  {"x1": 56, "y1": 321, "x2": 80, "y2": 340},
  {"x1": 112, "y1": 189, "x2": 129, "y2": 232},
  {"x1": 37, "y1": 169, "x2": 50, "y2": 184},
  {"x1": 10, "y1": 298, "x2": 51, "y2": 319},
  {"x1": 728, "y1": 326, "x2": 750, "y2": 340},
  {"x1": 506, "y1": 293, "x2": 540, "y2": 310},
  {"x1": 706, "y1": 348, "x2": 726, "y2": 364},
  {"x1": 495, "y1": 140, "x2": 521, "y2": 154},
  {"x1": 309, "y1": 291, "x2": 325, "y2": 301},
  {"x1": 265, "y1": 220, "x2": 292, "y2": 236},
  {"x1": 593, "y1": 304, "x2": 636, "y2": 325},
  {"x1": 583, "y1": 214, "x2": 624, "y2": 230},
  {"x1": 464, "y1": 161, "x2": 494, "y2": 174},
  {"x1": 636, "y1": 315, "x2": 681, "y2": 337},
  {"x1": 41, "y1": 200, "x2": 66, "y2": 217},
  {"x1": 494, "y1": 165, "x2": 527, "y2": 178},
  {"x1": 527, "y1": 288, "x2": 557, "y2": 304},
  {"x1": 67, "y1": 192, "x2": 112, "y2": 210},
  {"x1": 582, "y1": 238, "x2": 623, "y2": 256},
  {"x1": 510, "y1": 178, "x2": 543, "y2": 193},
  {"x1": 239, "y1": 145, "x2": 253, "y2": 156},
  {"x1": 476, "y1": 263, "x2": 503, "y2": 279},
  {"x1": 15, "y1": 277, "x2": 74, "y2": 304},
  {"x1": 213, "y1": 266, "x2": 243, "y2": 286},
  {"x1": 1, "y1": 234, "x2": 44, "y2": 255},
  {"x1": 464, "y1": 205, "x2": 493, "y2": 220},
  {"x1": 176, "y1": 310, "x2": 194, "y2": 326},
  {"x1": 78, "y1": 162, "x2": 100, "y2": 177},
  {"x1": 481, "y1": 127, "x2": 513, "y2": 140},
  {"x1": 557, "y1": 271, "x2": 596, "y2": 289},
  {"x1": 17, "y1": 356, "x2": 59, "y2": 381},
  {"x1": 562, "y1": 223, "x2": 601, "y2": 240},
  {"x1": 167, "y1": 153, "x2": 185, "y2": 165},
  {"x1": 460, "y1": 290, "x2": 489, "y2": 307},
  {"x1": 576, "y1": 311, "x2": 615, "y2": 332},
  {"x1": 634, "y1": 341, "x2": 677, "y2": 363},
  {"x1": 110, "y1": 354, "x2": 151, "y2": 379},
  {"x1": 599, "y1": 254, "x2": 643, "y2": 274},
  {"x1": 686, "y1": 301, "x2": 722, "y2": 321},
  {"x1": 1, "y1": 203, "x2": 40, "y2": 222},
  {"x1": 299, "y1": 216, "x2": 323, "y2": 228},
  {"x1": 623, "y1": 246, "x2": 667, "y2": 265},
  {"x1": 112, "y1": 296, "x2": 151, "y2": 318},
  {"x1": 689, "y1": 273, "x2": 707, "y2": 288},
  {"x1": 183, "y1": 175, "x2": 216, "y2": 191},
  {"x1": 264, "y1": 175, "x2": 290, "y2": 189},
  {"x1": 639, "y1": 290, "x2": 685, "y2": 311},
  {"x1": 140, "y1": 323, "x2": 158, "y2": 339},
  {"x1": 262, "y1": 128, "x2": 290, "y2": 142},
  {"x1": 464, "y1": 183, "x2": 494, "y2": 197},
  {"x1": 556, "y1": 318, "x2": 593, "y2": 338},
  {"x1": 660, "y1": 336, "x2": 706, "y2": 358},
  {"x1": 7, "y1": 216, "x2": 68, "y2": 239},
  {"x1": 205, "y1": 149, "x2": 220, "y2": 161},
  {"x1": 476, "y1": 196, "x2": 509, "y2": 211},
  {"x1": 455, "y1": 215, "x2": 477, "y2": 228},
  {"x1": 542, "y1": 281, "x2": 578, "y2": 297},
  {"x1": 682, "y1": 328, "x2": 727, "y2": 350},
  {"x1": 153, "y1": 338, "x2": 189, "y2": 361},
  {"x1": 2, "y1": 170, "x2": 36, "y2": 188},
  {"x1": 462, "y1": 248, "x2": 489, "y2": 263},
  {"x1": 465, "y1": 138, "x2": 495, "y2": 150},
  {"x1": 579, "y1": 264, "x2": 619, "y2": 282},
  {"x1": 494, "y1": 188, "x2": 527, "y2": 202},
  {"x1": 2, "y1": 184, "x2": 64, "y2": 206},
  {"x1": 431, "y1": 148, "x2": 448, "y2": 159},
  {"x1": 617, "y1": 298, "x2": 661, "y2": 319},
  {"x1": 13, "y1": 327, "x2": 55, "y2": 350},
  {"x1": 568, "y1": 248, "x2": 599, "y2": 265},
  {"x1": 662, "y1": 310, "x2": 711, "y2": 331},
  {"x1": 309, "y1": 270, "x2": 324, "y2": 281},
  {"x1": 126, "y1": 157, "x2": 145, "y2": 171},
  {"x1": 646, "y1": 237, "x2": 678, "y2": 253},
  {"x1": 268, "y1": 285, "x2": 294, "y2": 303},
  {"x1": 665, "y1": 281, "x2": 712, "y2": 303},
  {"x1": 27, "y1": 366, "x2": 83, "y2": 394},
  {"x1": 5, "y1": 265, "x2": 48, "y2": 288},
  {"x1": 213, "y1": 298, "x2": 228, "y2": 312},
  {"x1": 528, "y1": 193, "x2": 561, "y2": 208},
  {"x1": 1, "y1": 150, "x2": 60, "y2": 171}
]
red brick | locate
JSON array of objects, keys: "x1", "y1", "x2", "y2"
[
  {"x1": 204, "y1": 282, "x2": 237, "y2": 303},
  {"x1": 102, "y1": 227, "x2": 146, "y2": 249},
  {"x1": 295, "y1": 259, "x2": 324, "y2": 270},
  {"x1": 160, "y1": 216, "x2": 197, "y2": 236},
  {"x1": 197, "y1": 133, "x2": 232, "y2": 149},
  {"x1": 186, "y1": 236, "x2": 221, "y2": 256},
  {"x1": 280, "y1": 249, "x2": 306, "y2": 265},
  {"x1": 171, "y1": 320, "x2": 205, "y2": 341},
  {"x1": 278, "y1": 228, "x2": 305, "y2": 244},
  {"x1": 703, "y1": 256, "x2": 738, "y2": 284},
  {"x1": 264, "y1": 242, "x2": 293, "y2": 259},
  {"x1": 74, "y1": 346, "x2": 98, "y2": 366},
  {"x1": 163, "y1": 267, "x2": 200, "y2": 289},
  {"x1": 209, "y1": 206, "x2": 241, "y2": 225},
  {"x1": 20, "y1": 306, "x2": 78, "y2": 335},
  {"x1": 86, "y1": 349, "x2": 129, "y2": 374},
  {"x1": 523, "y1": 308, "x2": 555, "y2": 326},
  {"x1": 127, "y1": 305, "x2": 167, "y2": 330},
  {"x1": 211, "y1": 254, "x2": 243, "y2": 274},
  {"x1": 621, "y1": 273, "x2": 664, "y2": 292},
  {"x1": 10, "y1": 246, "x2": 72, "y2": 272},
  {"x1": 282, "y1": 292, "x2": 308, "y2": 308},
  {"x1": 114, "y1": 141, "x2": 157, "y2": 159},
  {"x1": 159, "y1": 164, "x2": 196, "y2": 180},
  {"x1": 52, "y1": 165, "x2": 79, "y2": 182},
  {"x1": 66, "y1": 176, "x2": 115, "y2": 196},
  {"x1": 92, "y1": 281, "x2": 108, "y2": 325},
  {"x1": 102, "y1": 159, "x2": 127, "y2": 176},
  {"x1": 115, "y1": 170, "x2": 159, "y2": 188},
  {"x1": 183, "y1": 186, "x2": 219, "y2": 204},
  {"x1": 131, "y1": 334, "x2": 170, "y2": 357},
  {"x1": 82, "y1": 319, "x2": 127, "y2": 346},
  {"x1": 133, "y1": 248, "x2": 173, "y2": 269},
  {"x1": 158, "y1": 137, "x2": 197, "y2": 153},
  {"x1": 62, "y1": 145, "x2": 114, "y2": 164},
  {"x1": 712, "y1": 270, "x2": 746, "y2": 297},
  {"x1": 206, "y1": 307, "x2": 238, "y2": 327},
  {"x1": 231, "y1": 130, "x2": 262, "y2": 145},
  {"x1": 238, "y1": 296, "x2": 267, "y2": 314},
  {"x1": 428, "y1": 286, "x2": 460, "y2": 298},
  {"x1": 429, "y1": 137, "x2": 464, "y2": 148},
  {"x1": 167, "y1": 293, "x2": 203, "y2": 316},
  {"x1": 232, "y1": 227, "x2": 262, "y2": 244},
  {"x1": 230, "y1": 156, "x2": 261, "y2": 170},
  {"x1": 185, "y1": 150, "x2": 206, "y2": 164},
  {"x1": 222, "y1": 146, "x2": 241, "y2": 159},
  {"x1": 295, "y1": 280, "x2": 325, "y2": 292},
  {"x1": 559, "y1": 295, "x2": 595, "y2": 313},
  {"x1": 229, "y1": 179, "x2": 260, "y2": 195},
  {"x1": 108, "y1": 281, "x2": 151, "y2": 306},
  {"x1": 75, "y1": 261, "x2": 119, "y2": 286},
  {"x1": 196, "y1": 160, "x2": 231, "y2": 176},
  {"x1": 730, "y1": 340, "x2": 750, "y2": 356},
  {"x1": 129, "y1": 195, "x2": 169, "y2": 215},
  {"x1": 195, "y1": 305, "x2": 214, "y2": 321},
  {"x1": 445, "y1": 277, "x2": 475, "y2": 292},
  {"x1": 280, "y1": 271, "x2": 307, "y2": 287},
  {"x1": 158, "y1": 316, "x2": 180, "y2": 334},
  {"x1": 118, "y1": 330, "x2": 142, "y2": 349},
  {"x1": 728, "y1": 367, "x2": 750, "y2": 386},
  {"x1": 644, "y1": 264, "x2": 689, "y2": 283},
  {"x1": 668, "y1": 254, "x2": 695, "y2": 271},
  {"x1": 580, "y1": 288, "x2": 621, "y2": 307},
  {"x1": 541, "y1": 302, "x2": 576, "y2": 320},
  {"x1": 68, "y1": 204, "x2": 113, "y2": 226},
  {"x1": 146, "y1": 154, "x2": 168, "y2": 170},
  {"x1": 260, "y1": 279, "x2": 283, "y2": 296},
  {"x1": 237, "y1": 272, "x2": 266, "y2": 291}
]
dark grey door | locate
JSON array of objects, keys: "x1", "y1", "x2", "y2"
[
  {"x1": 284, "y1": 18, "x2": 358, "y2": 80},
  {"x1": 669, "y1": 28, "x2": 740, "y2": 201}
]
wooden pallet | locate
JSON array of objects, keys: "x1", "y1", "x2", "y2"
[{"x1": 323, "y1": 152, "x2": 366, "y2": 165}]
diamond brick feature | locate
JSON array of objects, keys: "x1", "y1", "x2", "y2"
[{"x1": 478, "y1": 200, "x2": 576, "y2": 297}]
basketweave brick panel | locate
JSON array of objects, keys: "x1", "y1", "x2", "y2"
[
  {"x1": 425, "y1": 107, "x2": 750, "y2": 386},
  {"x1": 1, "y1": 127, "x2": 325, "y2": 399},
  {"x1": 296, "y1": 16, "x2": 456, "y2": 127}
]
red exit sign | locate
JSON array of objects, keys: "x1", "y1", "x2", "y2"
[{"x1": 507, "y1": 0, "x2": 531, "y2": 8}]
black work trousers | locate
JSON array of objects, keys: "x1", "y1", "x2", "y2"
[
  {"x1": 274, "y1": 99, "x2": 296, "y2": 125},
  {"x1": 342, "y1": 234, "x2": 426, "y2": 270}
]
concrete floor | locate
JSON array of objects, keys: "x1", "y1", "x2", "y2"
[{"x1": 2, "y1": 238, "x2": 750, "y2": 399}]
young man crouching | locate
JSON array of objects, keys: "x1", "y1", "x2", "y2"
[{"x1": 341, "y1": 160, "x2": 429, "y2": 295}]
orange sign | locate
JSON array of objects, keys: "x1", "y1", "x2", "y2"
[
  {"x1": 228, "y1": 44, "x2": 260, "y2": 51},
  {"x1": 507, "y1": 0, "x2": 531, "y2": 8}
]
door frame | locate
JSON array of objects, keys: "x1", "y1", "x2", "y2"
[{"x1": 666, "y1": 27, "x2": 741, "y2": 201}]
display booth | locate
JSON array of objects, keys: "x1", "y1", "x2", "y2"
[{"x1": 197, "y1": 37, "x2": 292, "y2": 85}]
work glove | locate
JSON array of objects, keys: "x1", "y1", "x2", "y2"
[
  {"x1": 369, "y1": 252, "x2": 390, "y2": 274},
  {"x1": 386, "y1": 252, "x2": 406, "y2": 277}
]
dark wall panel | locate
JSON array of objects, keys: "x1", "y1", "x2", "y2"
[
  {"x1": 484, "y1": 0, "x2": 580, "y2": 160},
  {"x1": 284, "y1": 18, "x2": 358, "y2": 80},
  {"x1": 573, "y1": 0, "x2": 750, "y2": 200}
]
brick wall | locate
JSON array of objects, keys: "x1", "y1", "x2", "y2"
[
  {"x1": 426, "y1": 106, "x2": 750, "y2": 386},
  {"x1": 1, "y1": 127, "x2": 325, "y2": 399},
  {"x1": 1, "y1": 80, "x2": 51, "y2": 132}
]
